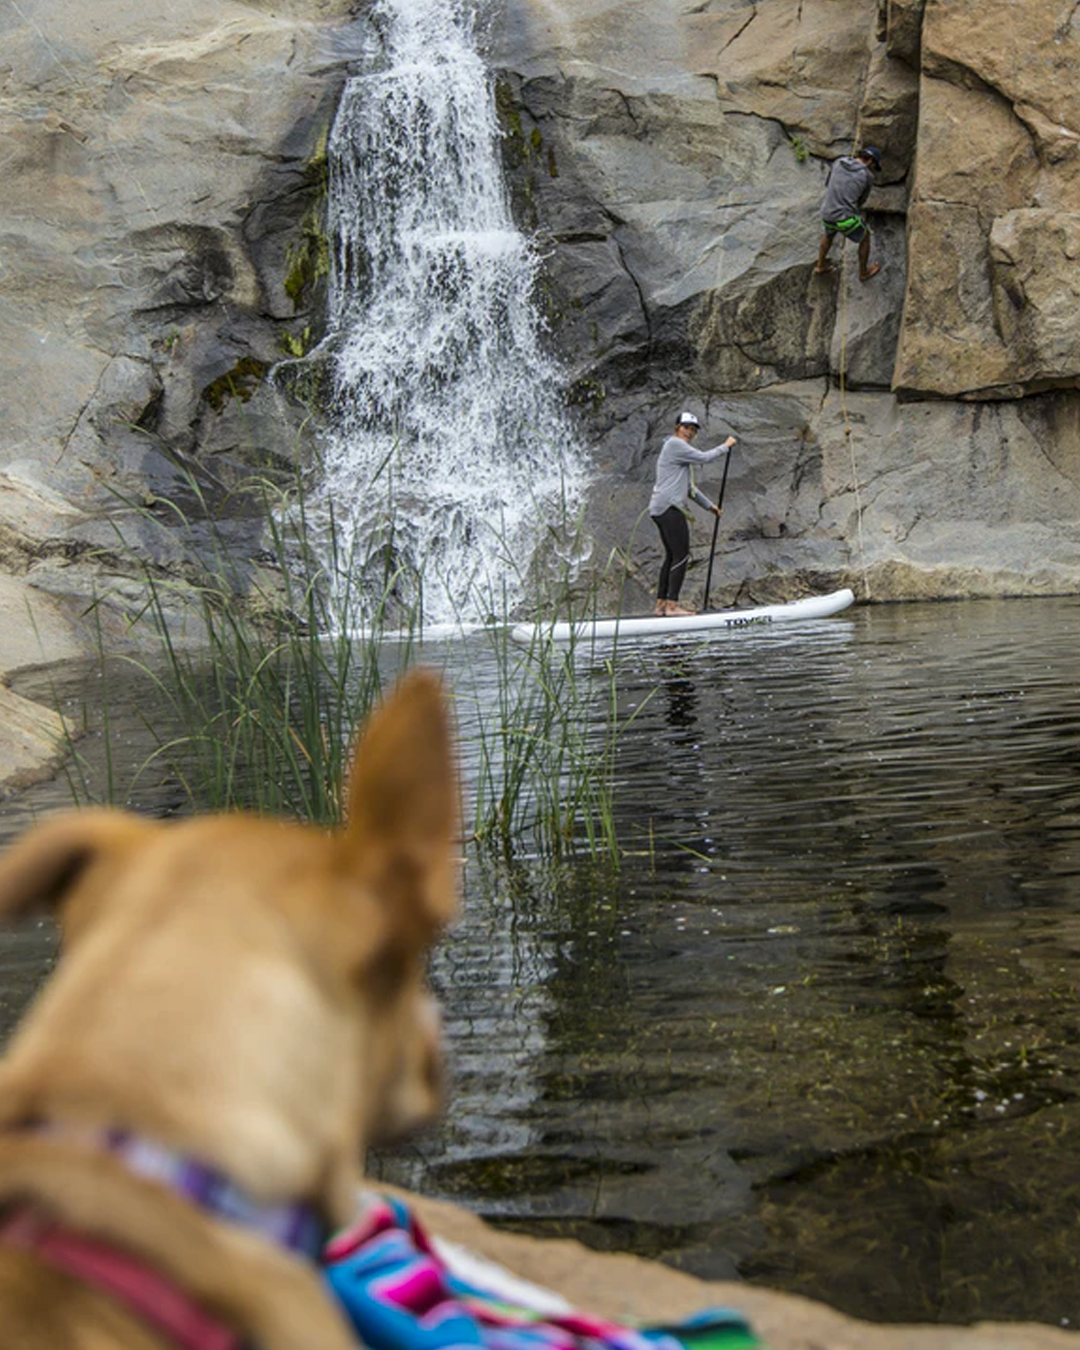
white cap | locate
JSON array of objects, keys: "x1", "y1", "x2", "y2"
[{"x1": 678, "y1": 411, "x2": 700, "y2": 427}]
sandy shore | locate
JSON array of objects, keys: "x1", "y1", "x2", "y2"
[{"x1": 400, "y1": 1188, "x2": 1077, "y2": 1350}]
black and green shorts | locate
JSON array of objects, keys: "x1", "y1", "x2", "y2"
[{"x1": 823, "y1": 214, "x2": 868, "y2": 243}]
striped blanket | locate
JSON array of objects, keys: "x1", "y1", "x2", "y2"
[{"x1": 324, "y1": 1194, "x2": 764, "y2": 1350}]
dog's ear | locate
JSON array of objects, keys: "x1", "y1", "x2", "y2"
[
  {"x1": 343, "y1": 669, "x2": 459, "y2": 943},
  {"x1": 0, "y1": 808, "x2": 155, "y2": 922}
]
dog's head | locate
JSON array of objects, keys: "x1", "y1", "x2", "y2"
[{"x1": 0, "y1": 669, "x2": 459, "y2": 1213}]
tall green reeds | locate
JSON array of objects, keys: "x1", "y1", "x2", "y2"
[
  {"x1": 456, "y1": 516, "x2": 641, "y2": 863},
  {"x1": 64, "y1": 458, "x2": 635, "y2": 864},
  {"x1": 67, "y1": 463, "x2": 414, "y2": 824},
  {"x1": 459, "y1": 624, "x2": 616, "y2": 860}
]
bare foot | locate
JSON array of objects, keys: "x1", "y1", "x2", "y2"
[
  {"x1": 813, "y1": 264, "x2": 836, "y2": 275},
  {"x1": 665, "y1": 604, "x2": 695, "y2": 617},
  {"x1": 860, "y1": 263, "x2": 881, "y2": 282},
  {"x1": 654, "y1": 600, "x2": 667, "y2": 616}
]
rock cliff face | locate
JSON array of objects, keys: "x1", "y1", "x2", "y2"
[
  {"x1": 3, "y1": 0, "x2": 1080, "y2": 644},
  {"x1": 489, "y1": 0, "x2": 1080, "y2": 611},
  {"x1": 896, "y1": 0, "x2": 1080, "y2": 401},
  {"x1": 0, "y1": 0, "x2": 354, "y2": 671}
]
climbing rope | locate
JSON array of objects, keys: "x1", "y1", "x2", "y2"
[
  {"x1": 836, "y1": 251, "x2": 872, "y2": 602},
  {"x1": 831, "y1": 107, "x2": 873, "y2": 603}
]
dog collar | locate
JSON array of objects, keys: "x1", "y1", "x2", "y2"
[
  {"x1": 29, "y1": 1120, "x2": 326, "y2": 1259},
  {"x1": 0, "y1": 1203, "x2": 243, "y2": 1350},
  {"x1": 2, "y1": 1120, "x2": 329, "y2": 1350}
]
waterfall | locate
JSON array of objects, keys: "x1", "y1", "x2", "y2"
[{"x1": 316, "y1": 0, "x2": 589, "y2": 626}]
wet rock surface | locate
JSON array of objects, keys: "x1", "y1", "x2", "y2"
[{"x1": 0, "y1": 0, "x2": 360, "y2": 769}]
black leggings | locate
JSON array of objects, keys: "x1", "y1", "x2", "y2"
[{"x1": 652, "y1": 506, "x2": 690, "y2": 601}]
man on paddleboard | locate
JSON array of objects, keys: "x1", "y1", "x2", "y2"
[{"x1": 649, "y1": 412, "x2": 735, "y2": 617}]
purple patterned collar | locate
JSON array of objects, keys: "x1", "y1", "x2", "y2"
[{"x1": 27, "y1": 1120, "x2": 326, "y2": 1260}]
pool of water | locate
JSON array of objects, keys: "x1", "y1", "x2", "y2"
[
  {"x1": 4, "y1": 597, "x2": 1080, "y2": 1327},
  {"x1": 386, "y1": 597, "x2": 1080, "y2": 1327}
]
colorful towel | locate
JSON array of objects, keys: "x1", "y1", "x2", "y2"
[{"x1": 323, "y1": 1194, "x2": 763, "y2": 1350}]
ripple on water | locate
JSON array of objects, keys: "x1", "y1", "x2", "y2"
[
  {"x1": 4, "y1": 601, "x2": 1080, "y2": 1324},
  {"x1": 379, "y1": 598, "x2": 1080, "y2": 1326}
]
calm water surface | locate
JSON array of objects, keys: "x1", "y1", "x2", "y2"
[{"x1": 4, "y1": 598, "x2": 1080, "y2": 1327}]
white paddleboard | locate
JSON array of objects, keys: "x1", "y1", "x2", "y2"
[{"x1": 510, "y1": 588, "x2": 856, "y2": 646}]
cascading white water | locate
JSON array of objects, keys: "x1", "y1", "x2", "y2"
[{"x1": 316, "y1": 0, "x2": 589, "y2": 625}]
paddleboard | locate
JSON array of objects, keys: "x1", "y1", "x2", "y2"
[{"x1": 510, "y1": 588, "x2": 855, "y2": 646}]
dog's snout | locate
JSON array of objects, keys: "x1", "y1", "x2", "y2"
[{"x1": 368, "y1": 992, "x2": 446, "y2": 1147}]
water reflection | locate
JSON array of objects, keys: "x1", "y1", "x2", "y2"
[
  {"x1": 383, "y1": 600, "x2": 1080, "y2": 1326},
  {"x1": 3, "y1": 601, "x2": 1080, "y2": 1325}
]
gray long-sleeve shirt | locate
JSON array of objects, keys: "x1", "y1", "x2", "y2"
[
  {"x1": 648, "y1": 436, "x2": 729, "y2": 517},
  {"x1": 821, "y1": 156, "x2": 873, "y2": 223}
]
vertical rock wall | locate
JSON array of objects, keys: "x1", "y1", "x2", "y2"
[
  {"x1": 489, "y1": 0, "x2": 1080, "y2": 611},
  {"x1": 896, "y1": 0, "x2": 1080, "y2": 400},
  {"x1": 0, "y1": 0, "x2": 354, "y2": 646},
  {"x1": 4, "y1": 0, "x2": 1080, "y2": 633}
]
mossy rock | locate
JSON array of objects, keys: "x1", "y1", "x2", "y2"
[
  {"x1": 284, "y1": 221, "x2": 331, "y2": 311},
  {"x1": 202, "y1": 357, "x2": 271, "y2": 412}
]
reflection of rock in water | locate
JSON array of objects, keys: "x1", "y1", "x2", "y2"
[
  {"x1": 663, "y1": 672, "x2": 698, "y2": 733},
  {"x1": 350, "y1": 602, "x2": 1080, "y2": 1324},
  {"x1": 370, "y1": 861, "x2": 555, "y2": 1194}
]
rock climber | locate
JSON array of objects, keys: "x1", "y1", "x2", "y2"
[
  {"x1": 815, "y1": 146, "x2": 882, "y2": 282},
  {"x1": 649, "y1": 411, "x2": 736, "y2": 617}
]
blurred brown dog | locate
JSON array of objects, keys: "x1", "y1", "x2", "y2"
[{"x1": 0, "y1": 669, "x2": 458, "y2": 1350}]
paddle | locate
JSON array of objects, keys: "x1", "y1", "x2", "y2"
[{"x1": 701, "y1": 444, "x2": 733, "y2": 612}]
